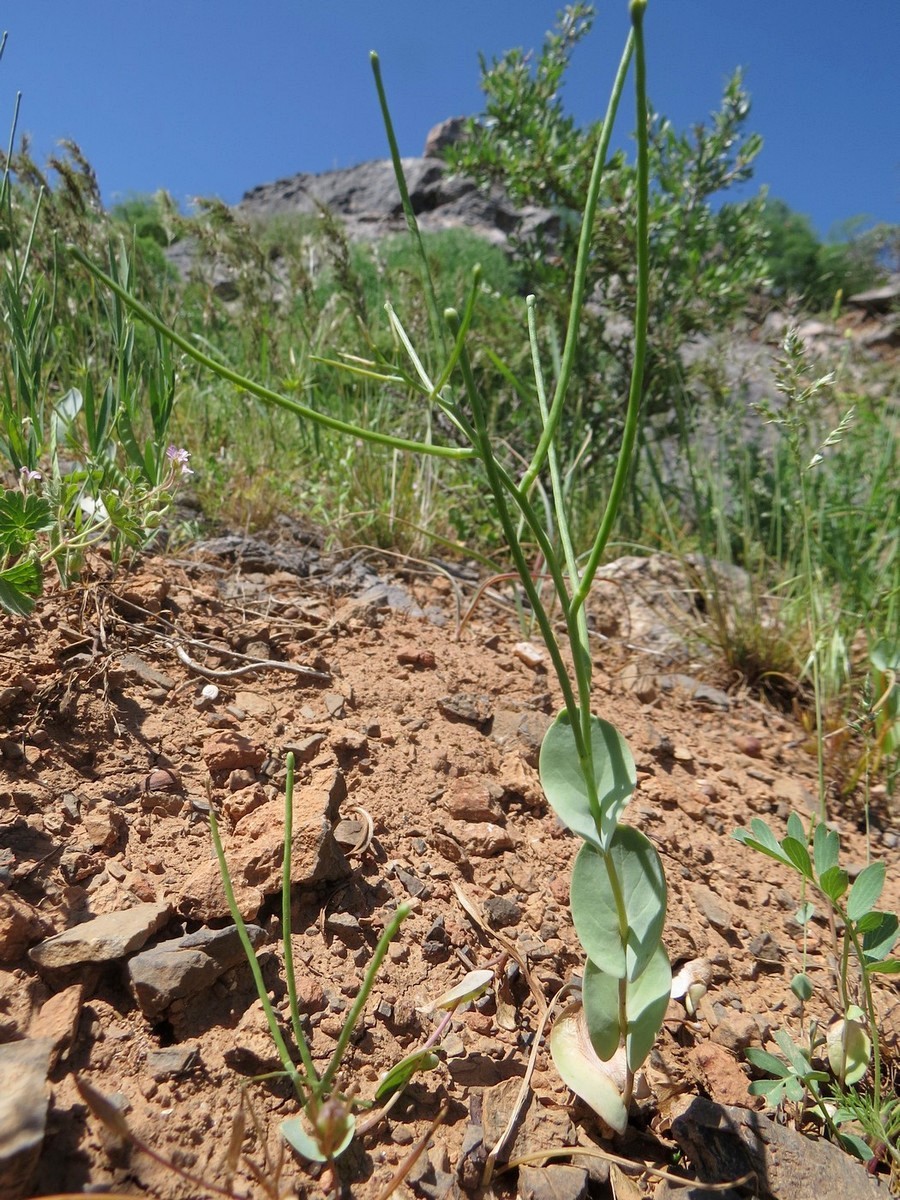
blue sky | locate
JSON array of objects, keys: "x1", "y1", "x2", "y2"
[{"x1": 1, "y1": 2, "x2": 897, "y2": 239}]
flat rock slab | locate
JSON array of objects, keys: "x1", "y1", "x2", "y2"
[
  {"x1": 0, "y1": 1037, "x2": 53, "y2": 1200},
  {"x1": 670, "y1": 1095, "x2": 885, "y2": 1198},
  {"x1": 28, "y1": 902, "x2": 172, "y2": 969},
  {"x1": 128, "y1": 923, "x2": 266, "y2": 1018}
]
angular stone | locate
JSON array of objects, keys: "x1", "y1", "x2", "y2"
[
  {"x1": 692, "y1": 886, "x2": 734, "y2": 933},
  {"x1": 710, "y1": 1011, "x2": 759, "y2": 1055},
  {"x1": 29, "y1": 902, "x2": 172, "y2": 969},
  {"x1": 669, "y1": 1095, "x2": 883, "y2": 1199},
  {"x1": 518, "y1": 1165, "x2": 589, "y2": 1200},
  {"x1": 28, "y1": 983, "x2": 83, "y2": 1066},
  {"x1": 0, "y1": 888, "x2": 48, "y2": 962},
  {"x1": 128, "y1": 924, "x2": 266, "y2": 1018},
  {"x1": 483, "y1": 897, "x2": 521, "y2": 929},
  {"x1": 447, "y1": 820, "x2": 514, "y2": 857},
  {"x1": 438, "y1": 693, "x2": 492, "y2": 727},
  {"x1": 147, "y1": 1043, "x2": 200, "y2": 1079},
  {"x1": 0, "y1": 1037, "x2": 53, "y2": 1200},
  {"x1": 202, "y1": 731, "x2": 266, "y2": 773},
  {"x1": 179, "y1": 770, "x2": 350, "y2": 921},
  {"x1": 442, "y1": 777, "x2": 502, "y2": 823}
]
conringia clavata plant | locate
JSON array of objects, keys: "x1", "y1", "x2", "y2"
[{"x1": 71, "y1": 0, "x2": 668, "y2": 1136}]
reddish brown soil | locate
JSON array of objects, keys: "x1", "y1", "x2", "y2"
[{"x1": 1, "y1": 537, "x2": 897, "y2": 1199}]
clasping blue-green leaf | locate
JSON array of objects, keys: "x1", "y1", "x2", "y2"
[
  {"x1": 583, "y1": 943, "x2": 671, "y2": 1070},
  {"x1": 570, "y1": 825, "x2": 666, "y2": 981},
  {"x1": 540, "y1": 711, "x2": 635, "y2": 850}
]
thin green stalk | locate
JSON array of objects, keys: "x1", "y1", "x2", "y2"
[
  {"x1": 281, "y1": 753, "x2": 320, "y2": 1086},
  {"x1": 842, "y1": 913, "x2": 883, "y2": 1113},
  {"x1": 370, "y1": 51, "x2": 447, "y2": 358},
  {"x1": 799, "y1": 468, "x2": 828, "y2": 820},
  {"x1": 521, "y1": 27, "x2": 635, "y2": 489},
  {"x1": 526, "y1": 295, "x2": 592, "y2": 723},
  {"x1": 451, "y1": 322, "x2": 582, "y2": 743},
  {"x1": 67, "y1": 245, "x2": 475, "y2": 462},
  {"x1": 571, "y1": 0, "x2": 649, "y2": 619},
  {"x1": 208, "y1": 805, "x2": 309, "y2": 1099},
  {"x1": 318, "y1": 902, "x2": 413, "y2": 1095}
]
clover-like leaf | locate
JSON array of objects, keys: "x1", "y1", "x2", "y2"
[{"x1": 847, "y1": 861, "x2": 886, "y2": 923}]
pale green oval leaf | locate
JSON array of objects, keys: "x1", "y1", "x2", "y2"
[
  {"x1": 571, "y1": 827, "x2": 666, "y2": 981},
  {"x1": 791, "y1": 972, "x2": 813, "y2": 1002},
  {"x1": 813, "y1": 822, "x2": 840, "y2": 878},
  {"x1": 582, "y1": 958, "x2": 620, "y2": 1062},
  {"x1": 867, "y1": 958, "x2": 900, "y2": 975},
  {"x1": 819, "y1": 865, "x2": 849, "y2": 902},
  {"x1": 781, "y1": 835, "x2": 812, "y2": 878},
  {"x1": 281, "y1": 1112, "x2": 356, "y2": 1163},
  {"x1": 786, "y1": 812, "x2": 807, "y2": 845},
  {"x1": 624, "y1": 943, "x2": 671, "y2": 1071},
  {"x1": 429, "y1": 968, "x2": 493, "y2": 1012},
  {"x1": 549, "y1": 1003, "x2": 627, "y2": 1135},
  {"x1": 540, "y1": 711, "x2": 635, "y2": 850},
  {"x1": 847, "y1": 862, "x2": 886, "y2": 923},
  {"x1": 583, "y1": 945, "x2": 671, "y2": 1073}
]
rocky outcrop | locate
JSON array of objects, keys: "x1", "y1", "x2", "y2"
[{"x1": 237, "y1": 155, "x2": 556, "y2": 248}]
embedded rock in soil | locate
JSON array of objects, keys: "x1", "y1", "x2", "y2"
[
  {"x1": 202, "y1": 730, "x2": 266, "y2": 773},
  {"x1": 27, "y1": 983, "x2": 83, "y2": 1067},
  {"x1": 178, "y1": 770, "x2": 350, "y2": 921},
  {"x1": 517, "y1": 1164, "x2": 589, "y2": 1200},
  {"x1": 669, "y1": 1095, "x2": 885, "y2": 1198},
  {"x1": 128, "y1": 923, "x2": 266, "y2": 1018},
  {"x1": 28, "y1": 901, "x2": 172, "y2": 969},
  {"x1": 0, "y1": 888, "x2": 48, "y2": 961},
  {"x1": 0, "y1": 1037, "x2": 53, "y2": 1200}
]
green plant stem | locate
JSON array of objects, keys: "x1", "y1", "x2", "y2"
[
  {"x1": 318, "y1": 902, "x2": 413, "y2": 1096},
  {"x1": 370, "y1": 52, "x2": 447, "y2": 359},
  {"x1": 281, "y1": 753, "x2": 320, "y2": 1087},
  {"x1": 208, "y1": 804, "x2": 310, "y2": 1100},
  {"x1": 67, "y1": 245, "x2": 475, "y2": 462},
  {"x1": 522, "y1": 27, "x2": 636, "y2": 489},
  {"x1": 527, "y1": 295, "x2": 592, "y2": 717},
  {"x1": 799, "y1": 467, "x2": 828, "y2": 820},
  {"x1": 451, "y1": 322, "x2": 582, "y2": 741},
  {"x1": 842, "y1": 912, "x2": 884, "y2": 1113},
  {"x1": 571, "y1": 0, "x2": 649, "y2": 622}
]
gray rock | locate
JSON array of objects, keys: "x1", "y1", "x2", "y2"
[
  {"x1": 236, "y1": 156, "x2": 527, "y2": 251},
  {"x1": 147, "y1": 1043, "x2": 200, "y2": 1079},
  {"x1": 692, "y1": 886, "x2": 734, "y2": 934},
  {"x1": 423, "y1": 116, "x2": 470, "y2": 157},
  {"x1": 669, "y1": 1095, "x2": 885, "y2": 1199},
  {"x1": 0, "y1": 1038, "x2": 53, "y2": 1200},
  {"x1": 518, "y1": 1165, "x2": 589, "y2": 1200},
  {"x1": 848, "y1": 278, "x2": 900, "y2": 312},
  {"x1": 128, "y1": 924, "x2": 266, "y2": 1018},
  {"x1": 483, "y1": 897, "x2": 521, "y2": 929},
  {"x1": 29, "y1": 902, "x2": 172, "y2": 969}
]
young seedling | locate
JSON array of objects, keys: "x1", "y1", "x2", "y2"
[
  {"x1": 208, "y1": 751, "x2": 427, "y2": 1167},
  {"x1": 734, "y1": 811, "x2": 899, "y2": 1170},
  {"x1": 72, "y1": 0, "x2": 670, "y2": 1139}
]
